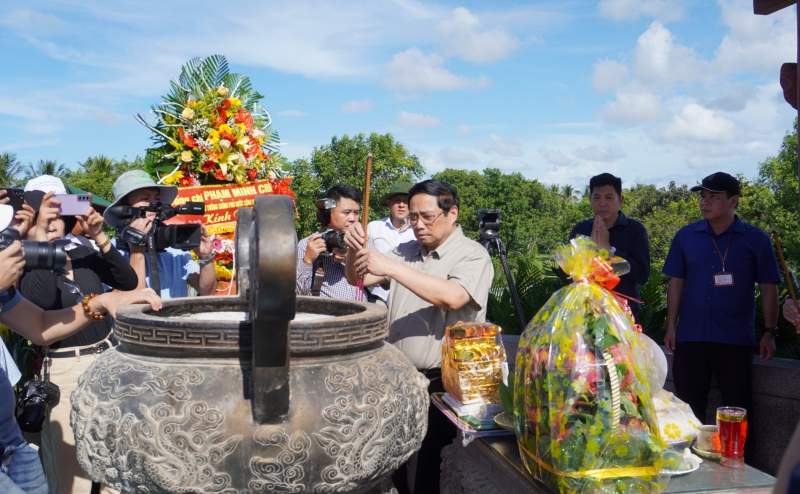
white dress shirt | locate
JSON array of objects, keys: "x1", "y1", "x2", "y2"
[{"x1": 367, "y1": 216, "x2": 416, "y2": 302}]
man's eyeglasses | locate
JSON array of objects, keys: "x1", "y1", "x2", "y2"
[{"x1": 408, "y1": 211, "x2": 444, "y2": 226}]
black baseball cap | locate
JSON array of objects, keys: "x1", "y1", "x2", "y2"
[{"x1": 690, "y1": 172, "x2": 740, "y2": 196}]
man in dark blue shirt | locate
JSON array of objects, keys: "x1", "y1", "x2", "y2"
[
  {"x1": 663, "y1": 172, "x2": 780, "y2": 462},
  {"x1": 569, "y1": 173, "x2": 650, "y2": 322}
]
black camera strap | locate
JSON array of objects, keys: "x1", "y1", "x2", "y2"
[
  {"x1": 148, "y1": 248, "x2": 162, "y2": 296},
  {"x1": 42, "y1": 348, "x2": 51, "y2": 382},
  {"x1": 311, "y1": 260, "x2": 324, "y2": 297}
]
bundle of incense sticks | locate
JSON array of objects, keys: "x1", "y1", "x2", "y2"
[{"x1": 356, "y1": 153, "x2": 373, "y2": 301}]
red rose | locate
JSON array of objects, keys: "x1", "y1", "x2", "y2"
[
  {"x1": 214, "y1": 169, "x2": 226, "y2": 181},
  {"x1": 219, "y1": 131, "x2": 235, "y2": 143},
  {"x1": 179, "y1": 175, "x2": 194, "y2": 187},
  {"x1": 247, "y1": 168, "x2": 258, "y2": 180},
  {"x1": 202, "y1": 160, "x2": 216, "y2": 173},
  {"x1": 223, "y1": 98, "x2": 232, "y2": 109}
]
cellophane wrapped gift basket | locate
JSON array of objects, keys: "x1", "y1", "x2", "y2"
[{"x1": 514, "y1": 236, "x2": 668, "y2": 494}]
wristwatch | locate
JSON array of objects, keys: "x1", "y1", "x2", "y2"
[
  {"x1": 197, "y1": 250, "x2": 217, "y2": 266},
  {"x1": 764, "y1": 326, "x2": 779, "y2": 337}
]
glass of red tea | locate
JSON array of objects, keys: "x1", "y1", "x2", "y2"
[{"x1": 716, "y1": 407, "x2": 747, "y2": 468}]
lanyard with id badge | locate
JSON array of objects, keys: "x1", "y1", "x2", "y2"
[{"x1": 710, "y1": 233, "x2": 735, "y2": 287}]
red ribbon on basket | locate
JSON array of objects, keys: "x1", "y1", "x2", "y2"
[{"x1": 579, "y1": 256, "x2": 643, "y2": 332}]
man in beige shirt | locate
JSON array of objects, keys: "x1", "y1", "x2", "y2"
[{"x1": 344, "y1": 179, "x2": 493, "y2": 494}]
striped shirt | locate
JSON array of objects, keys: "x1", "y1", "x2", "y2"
[{"x1": 296, "y1": 233, "x2": 366, "y2": 300}]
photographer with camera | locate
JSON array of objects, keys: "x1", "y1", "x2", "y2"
[
  {"x1": 343, "y1": 180, "x2": 493, "y2": 494},
  {"x1": 18, "y1": 178, "x2": 140, "y2": 494},
  {"x1": 296, "y1": 184, "x2": 365, "y2": 299},
  {"x1": 104, "y1": 170, "x2": 216, "y2": 299},
  {"x1": 0, "y1": 203, "x2": 162, "y2": 494}
]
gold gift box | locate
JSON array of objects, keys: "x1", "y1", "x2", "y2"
[{"x1": 441, "y1": 322, "x2": 506, "y2": 405}]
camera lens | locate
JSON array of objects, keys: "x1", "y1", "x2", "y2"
[{"x1": 20, "y1": 240, "x2": 69, "y2": 270}]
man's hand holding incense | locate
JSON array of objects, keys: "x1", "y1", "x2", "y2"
[
  {"x1": 353, "y1": 248, "x2": 394, "y2": 278},
  {"x1": 343, "y1": 222, "x2": 367, "y2": 251},
  {"x1": 344, "y1": 222, "x2": 393, "y2": 287}
]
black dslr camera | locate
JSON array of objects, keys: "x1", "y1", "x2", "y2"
[
  {"x1": 107, "y1": 201, "x2": 205, "y2": 252},
  {"x1": 16, "y1": 379, "x2": 60, "y2": 433},
  {"x1": 0, "y1": 228, "x2": 70, "y2": 270},
  {"x1": 314, "y1": 198, "x2": 346, "y2": 259}
]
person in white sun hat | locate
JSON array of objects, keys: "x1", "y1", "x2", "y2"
[{"x1": 104, "y1": 170, "x2": 217, "y2": 298}]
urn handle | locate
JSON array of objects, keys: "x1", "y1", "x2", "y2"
[{"x1": 247, "y1": 195, "x2": 297, "y2": 423}]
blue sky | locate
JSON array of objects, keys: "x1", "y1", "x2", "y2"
[{"x1": 0, "y1": 0, "x2": 796, "y2": 191}]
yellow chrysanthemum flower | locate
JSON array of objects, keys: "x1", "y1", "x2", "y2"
[
  {"x1": 228, "y1": 97, "x2": 242, "y2": 107},
  {"x1": 219, "y1": 124, "x2": 232, "y2": 134}
]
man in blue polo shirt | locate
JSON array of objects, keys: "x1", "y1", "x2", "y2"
[
  {"x1": 663, "y1": 172, "x2": 780, "y2": 461},
  {"x1": 569, "y1": 173, "x2": 650, "y2": 323}
]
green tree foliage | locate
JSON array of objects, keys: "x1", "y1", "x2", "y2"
[
  {"x1": 430, "y1": 168, "x2": 582, "y2": 265},
  {"x1": 287, "y1": 133, "x2": 424, "y2": 239},
  {"x1": 0, "y1": 153, "x2": 22, "y2": 187},
  {"x1": 65, "y1": 156, "x2": 144, "y2": 203},
  {"x1": 622, "y1": 182, "x2": 701, "y2": 268},
  {"x1": 24, "y1": 159, "x2": 68, "y2": 180}
]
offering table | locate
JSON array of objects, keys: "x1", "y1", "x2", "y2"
[{"x1": 441, "y1": 435, "x2": 775, "y2": 494}]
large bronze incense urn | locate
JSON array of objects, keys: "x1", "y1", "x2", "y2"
[{"x1": 70, "y1": 196, "x2": 429, "y2": 493}]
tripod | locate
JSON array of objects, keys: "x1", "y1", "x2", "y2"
[{"x1": 478, "y1": 228, "x2": 527, "y2": 332}]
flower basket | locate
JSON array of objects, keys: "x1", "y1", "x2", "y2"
[{"x1": 514, "y1": 236, "x2": 667, "y2": 494}]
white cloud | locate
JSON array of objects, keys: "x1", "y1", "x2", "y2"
[
  {"x1": 631, "y1": 21, "x2": 710, "y2": 85},
  {"x1": 661, "y1": 104, "x2": 739, "y2": 143},
  {"x1": 598, "y1": 0, "x2": 684, "y2": 22},
  {"x1": 340, "y1": 99, "x2": 375, "y2": 114},
  {"x1": 714, "y1": 0, "x2": 797, "y2": 76},
  {"x1": 276, "y1": 110, "x2": 308, "y2": 117},
  {"x1": 591, "y1": 59, "x2": 629, "y2": 93},
  {"x1": 687, "y1": 156, "x2": 706, "y2": 168},
  {"x1": 384, "y1": 48, "x2": 492, "y2": 92},
  {"x1": 440, "y1": 147, "x2": 478, "y2": 164},
  {"x1": 703, "y1": 82, "x2": 757, "y2": 112},
  {"x1": 478, "y1": 133, "x2": 523, "y2": 156},
  {"x1": 458, "y1": 124, "x2": 472, "y2": 136},
  {"x1": 437, "y1": 7, "x2": 521, "y2": 63},
  {"x1": 490, "y1": 158, "x2": 529, "y2": 171},
  {"x1": 601, "y1": 83, "x2": 666, "y2": 125},
  {"x1": 423, "y1": 156, "x2": 448, "y2": 173},
  {"x1": 538, "y1": 147, "x2": 572, "y2": 166},
  {"x1": 0, "y1": 9, "x2": 62, "y2": 35},
  {"x1": 573, "y1": 145, "x2": 627, "y2": 162},
  {"x1": 397, "y1": 110, "x2": 442, "y2": 128}
]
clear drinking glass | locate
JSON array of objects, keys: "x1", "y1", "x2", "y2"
[{"x1": 716, "y1": 407, "x2": 747, "y2": 468}]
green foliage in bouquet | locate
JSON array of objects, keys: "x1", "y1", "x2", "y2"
[
  {"x1": 137, "y1": 55, "x2": 282, "y2": 186},
  {"x1": 514, "y1": 237, "x2": 667, "y2": 494}
]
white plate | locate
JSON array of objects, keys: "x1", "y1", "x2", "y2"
[
  {"x1": 691, "y1": 442, "x2": 721, "y2": 460},
  {"x1": 660, "y1": 456, "x2": 700, "y2": 476}
]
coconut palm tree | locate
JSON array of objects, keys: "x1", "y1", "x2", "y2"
[
  {"x1": 560, "y1": 184, "x2": 581, "y2": 204},
  {"x1": 24, "y1": 159, "x2": 68, "y2": 180},
  {"x1": 0, "y1": 153, "x2": 21, "y2": 187},
  {"x1": 80, "y1": 155, "x2": 114, "y2": 176}
]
